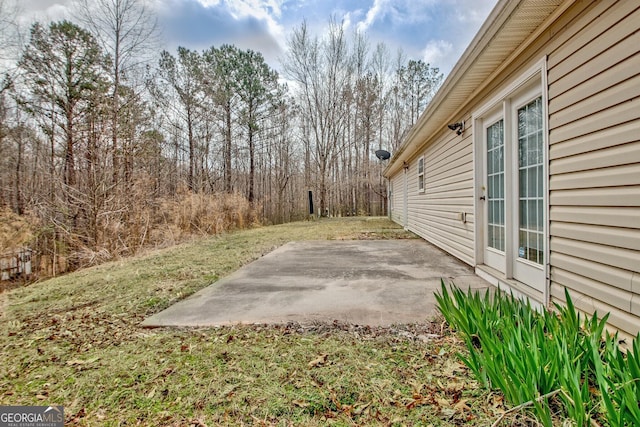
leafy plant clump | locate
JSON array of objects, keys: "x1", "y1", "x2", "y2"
[{"x1": 435, "y1": 281, "x2": 640, "y2": 426}]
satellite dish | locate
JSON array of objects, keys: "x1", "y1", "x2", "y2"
[{"x1": 375, "y1": 149, "x2": 391, "y2": 160}]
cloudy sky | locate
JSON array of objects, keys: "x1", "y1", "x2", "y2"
[{"x1": 16, "y1": 0, "x2": 498, "y2": 74}]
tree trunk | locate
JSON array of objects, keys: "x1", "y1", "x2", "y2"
[
  {"x1": 15, "y1": 125, "x2": 24, "y2": 215},
  {"x1": 187, "y1": 105, "x2": 194, "y2": 191},
  {"x1": 248, "y1": 127, "x2": 255, "y2": 203},
  {"x1": 224, "y1": 100, "x2": 232, "y2": 193},
  {"x1": 65, "y1": 107, "x2": 76, "y2": 187},
  {"x1": 112, "y1": 61, "x2": 120, "y2": 186},
  {"x1": 247, "y1": 102, "x2": 255, "y2": 203}
]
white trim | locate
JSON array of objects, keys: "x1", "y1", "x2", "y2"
[
  {"x1": 541, "y1": 55, "x2": 550, "y2": 308},
  {"x1": 472, "y1": 57, "x2": 547, "y2": 119},
  {"x1": 482, "y1": 111, "x2": 507, "y2": 273},
  {"x1": 403, "y1": 168, "x2": 408, "y2": 228},
  {"x1": 389, "y1": 179, "x2": 393, "y2": 215},
  {"x1": 510, "y1": 86, "x2": 545, "y2": 282},
  {"x1": 417, "y1": 156, "x2": 425, "y2": 193},
  {"x1": 474, "y1": 109, "x2": 505, "y2": 268},
  {"x1": 475, "y1": 267, "x2": 545, "y2": 312},
  {"x1": 473, "y1": 116, "x2": 479, "y2": 266},
  {"x1": 472, "y1": 56, "x2": 548, "y2": 303},
  {"x1": 503, "y1": 97, "x2": 514, "y2": 279},
  {"x1": 510, "y1": 93, "x2": 545, "y2": 288}
]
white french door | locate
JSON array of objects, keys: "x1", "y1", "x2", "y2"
[
  {"x1": 512, "y1": 96, "x2": 545, "y2": 288},
  {"x1": 403, "y1": 169, "x2": 408, "y2": 228},
  {"x1": 483, "y1": 115, "x2": 506, "y2": 273},
  {"x1": 481, "y1": 92, "x2": 546, "y2": 293}
]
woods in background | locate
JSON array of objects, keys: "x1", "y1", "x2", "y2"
[{"x1": 0, "y1": 0, "x2": 442, "y2": 277}]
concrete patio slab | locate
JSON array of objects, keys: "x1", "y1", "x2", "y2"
[{"x1": 142, "y1": 239, "x2": 490, "y2": 327}]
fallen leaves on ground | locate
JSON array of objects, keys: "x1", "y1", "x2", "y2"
[
  {"x1": 308, "y1": 353, "x2": 328, "y2": 368},
  {"x1": 0, "y1": 218, "x2": 544, "y2": 426}
]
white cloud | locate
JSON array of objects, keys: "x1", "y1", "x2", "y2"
[
  {"x1": 13, "y1": 0, "x2": 498, "y2": 76},
  {"x1": 452, "y1": 0, "x2": 496, "y2": 25},
  {"x1": 206, "y1": 0, "x2": 286, "y2": 55},
  {"x1": 421, "y1": 39, "x2": 453, "y2": 69},
  {"x1": 357, "y1": 0, "x2": 443, "y2": 33},
  {"x1": 223, "y1": 0, "x2": 282, "y2": 19},
  {"x1": 195, "y1": 0, "x2": 221, "y2": 7},
  {"x1": 341, "y1": 11, "x2": 352, "y2": 31},
  {"x1": 16, "y1": 0, "x2": 74, "y2": 26},
  {"x1": 356, "y1": 0, "x2": 388, "y2": 33},
  {"x1": 154, "y1": 0, "x2": 286, "y2": 69}
]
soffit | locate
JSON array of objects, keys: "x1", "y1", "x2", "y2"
[{"x1": 384, "y1": 0, "x2": 565, "y2": 177}]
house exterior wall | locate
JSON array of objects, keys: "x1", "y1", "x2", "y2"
[
  {"x1": 404, "y1": 124, "x2": 476, "y2": 266},
  {"x1": 546, "y1": 1, "x2": 640, "y2": 340},
  {"x1": 388, "y1": 0, "x2": 640, "y2": 339},
  {"x1": 390, "y1": 172, "x2": 405, "y2": 225}
]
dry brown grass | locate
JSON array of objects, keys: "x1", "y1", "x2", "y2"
[
  {"x1": 155, "y1": 191, "x2": 259, "y2": 245},
  {"x1": 0, "y1": 217, "x2": 518, "y2": 426},
  {"x1": 0, "y1": 208, "x2": 36, "y2": 254},
  {"x1": 8, "y1": 191, "x2": 261, "y2": 279}
]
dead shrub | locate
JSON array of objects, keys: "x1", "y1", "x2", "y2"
[
  {"x1": 155, "y1": 190, "x2": 259, "y2": 244},
  {"x1": 4, "y1": 187, "x2": 260, "y2": 281},
  {"x1": 0, "y1": 207, "x2": 37, "y2": 253}
]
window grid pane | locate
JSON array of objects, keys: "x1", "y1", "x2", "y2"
[
  {"x1": 518, "y1": 97, "x2": 544, "y2": 264},
  {"x1": 487, "y1": 119, "x2": 505, "y2": 251}
]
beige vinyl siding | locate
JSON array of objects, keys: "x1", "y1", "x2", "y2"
[
  {"x1": 547, "y1": 2, "x2": 640, "y2": 337},
  {"x1": 551, "y1": 279, "x2": 639, "y2": 345},
  {"x1": 551, "y1": 206, "x2": 640, "y2": 229},
  {"x1": 404, "y1": 120, "x2": 476, "y2": 266},
  {"x1": 384, "y1": 0, "x2": 640, "y2": 339}
]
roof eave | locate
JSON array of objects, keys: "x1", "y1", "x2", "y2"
[{"x1": 383, "y1": 0, "x2": 565, "y2": 178}]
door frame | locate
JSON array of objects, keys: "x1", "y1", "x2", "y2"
[
  {"x1": 472, "y1": 57, "x2": 550, "y2": 305},
  {"x1": 481, "y1": 109, "x2": 507, "y2": 274},
  {"x1": 403, "y1": 168, "x2": 408, "y2": 229}
]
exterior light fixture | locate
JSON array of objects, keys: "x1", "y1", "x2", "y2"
[{"x1": 448, "y1": 121, "x2": 465, "y2": 135}]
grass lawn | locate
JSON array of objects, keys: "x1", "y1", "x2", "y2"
[{"x1": 1, "y1": 217, "x2": 518, "y2": 426}]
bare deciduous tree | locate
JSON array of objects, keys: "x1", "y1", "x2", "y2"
[
  {"x1": 0, "y1": 0, "x2": 21, "y2": 65},
  {"x1": 2, "y1": 8, "x2": 447, "y2": 279},
  {"x1": 284, "y1": 19, "x2": 353, "y2": 216},
  {"x1": 75, "y1": 0, "x2": 159, "y2": 185}
]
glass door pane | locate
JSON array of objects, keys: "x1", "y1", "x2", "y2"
[
  {"x1": 517, "y1": 97, "x2": 543, "y2": 264},
  {"x1": 487, "y1": 119, "x2": 505, "y2": 251}
]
